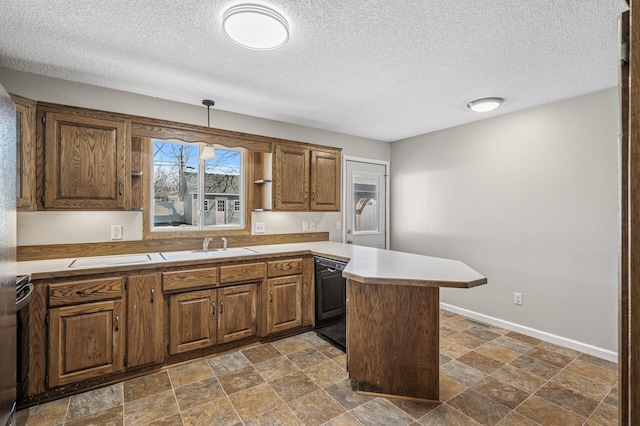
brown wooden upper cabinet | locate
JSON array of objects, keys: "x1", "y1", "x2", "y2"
[
  {"x1": 12, "y1": 95, "x2": 37, "y2": 211},
  {"x1": 273, "y1": 143, "x2": 340, "y2": 211},
  {"x1": 41, "y1": 107, "x2": 130, "y2": 210}
]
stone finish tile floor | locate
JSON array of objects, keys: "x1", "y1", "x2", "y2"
[{"x1": 16, "y1": 310, "x2": 618, "y2": 425}]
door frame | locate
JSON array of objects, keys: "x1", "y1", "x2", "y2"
[{"x1": 342, "y1": 155, "x2": 390, "y2": 249}]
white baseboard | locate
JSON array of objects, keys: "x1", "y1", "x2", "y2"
[{"x1": 440, "y1": 303, "x2": 618, "y2": 363}]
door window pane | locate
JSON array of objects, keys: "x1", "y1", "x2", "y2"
[{"x1": 352, "y1": 172, "x2": 380, "y2": 233}]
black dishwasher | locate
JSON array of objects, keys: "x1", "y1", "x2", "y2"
[{"x1": 314, "y1": 256, "x2": 347, "y2": 350}]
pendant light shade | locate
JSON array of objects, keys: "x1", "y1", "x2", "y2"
[{"x1": 201, "y1": 145, "x2": 216, "y2": 160}]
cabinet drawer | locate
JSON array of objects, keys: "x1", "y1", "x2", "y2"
[
  {"x1": 163, "y1": 267, "x2": 218, "y2": 292},
  {"x1": 267, "y1": 258, "x2": 303, "y2": 278},
  {"x1": 219, "y1": 263, "x2": 265, "y2": 284},
  {"x1": 49, "y1": 278, "x2": 123, "y2": 307}
]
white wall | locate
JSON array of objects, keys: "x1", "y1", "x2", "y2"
[
  {"x1": 0, "y1": 69, "x2": 390, "y2": 245},
  {"x1": 390, "y1": 89, "x2": 619, "y2": 354}
]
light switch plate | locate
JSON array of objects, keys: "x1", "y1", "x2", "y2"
[
  {"x1": 302, "y1": 221, "x2": 309, "y2": 231},
  {"x1": 255, "y1": 222, "x2": 265, "y2": 233},
  {"x1": 309, "y1": 221, "x2": 316, "y2": 231}
]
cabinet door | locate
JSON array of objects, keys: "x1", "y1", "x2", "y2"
[
  {"x1": 310, "y1": 150, "x2": 340, "y2": 211},
  {"x1": 273, "y1": 144, "x2": 309, "y2": 210},
  {"x1": 49, "y1": 300, "x2": 124, "y2": 387},
  {"x1": 267, "y1": 276, "x2": 302, "y2": 334},
  {"x1": 217, "y1": 284, "x2": 258, "y2": 344},
  {"x1": 127, "y1": 274, "x2": 164, "y2": 368},
  {"x1": 13, "y1": 96, "x2": 36, "y2": 211},
  {"x1": 169, "y1": 289, "x2": 217, "y2": 354},
  {"x1": 43, "y1": 110, "x2": 129, "y2": 209}
]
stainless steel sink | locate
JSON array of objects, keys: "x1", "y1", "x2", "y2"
[
  {"x1": 160, "y1": 247, "x2": 257, "y2": 261},
  {"x1": 69, "y1": 254, "x2": 153, "y2": 268}
]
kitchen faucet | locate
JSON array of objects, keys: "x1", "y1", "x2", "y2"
[
  {"x1": 222, "y1": 237, "x2": 227, "y2": 251},
  {"x1": 203, "y1": 235, "x2": 213, "y2": 252}
]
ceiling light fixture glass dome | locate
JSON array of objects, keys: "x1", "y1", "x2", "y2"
[
  {"x1": 467, "y1": 97, "x2": 504, "y2": 112},
  {"x1": 222, "y1": 4, "x2": 290, "y2": 51}
]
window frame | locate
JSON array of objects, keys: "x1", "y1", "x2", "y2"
[{"x1": 131, "y1": 117, "x2": 273, "y2": 241}]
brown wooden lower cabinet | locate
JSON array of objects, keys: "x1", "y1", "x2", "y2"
[
  {"x1": 169, "y1": 283, "x2": 259, "y2": 354},
  {"x1": 127, "y1": 274, "x2": 163, "y2": 367},
  {"x1": 266, "y1": 275, "x2": 302, "y2": 334},
  {"x1": 48, "y1": 300, "x2": 124, "y2": 387},
  {"x1": 218, "y1": 284, "x2": 258, "y2": 343}
]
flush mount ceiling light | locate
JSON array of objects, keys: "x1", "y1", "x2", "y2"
[
  {"x1": 222, "y1": 4, "x2": 289, "y2": 50},
  {"x1": 467, "y1": 97, "x2": 504, "y2": 113}
]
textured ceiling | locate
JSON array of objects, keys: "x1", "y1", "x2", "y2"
[{"x1": 0, "y1": 0, "x2": 628, "y2": 142}]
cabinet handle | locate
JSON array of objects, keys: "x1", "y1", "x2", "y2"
[
  {"x1": 312, "y1": 191, "x2": 316, "y2": 202},
  {"x1": 115, "y1": 314, "x2": 119, "y2": 332},
  {"x1": 151, "y1": 288, "x2": 155, "y2": 303},
  {"x1": 212, "y1": 301, "x2": 216, "y2": 316},
  {"x1": 118, "y1": 180, "x2": 123, "y2": 196},
  {"x1": 220, "y1": 301, "x2": 224, "y2": 315},
  {"x1": 76, "y1": 289, "x2": 99, "y2": 296},
  {"x1": 270, "y1": 289, "x2": 273, "y2": 303}
]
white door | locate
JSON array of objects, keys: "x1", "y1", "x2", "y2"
[{"x1": 345, "y1": 159, "x2": 387, "y2": 248}]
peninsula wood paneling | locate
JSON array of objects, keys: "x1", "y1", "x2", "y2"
[{"x1": 348, "y1": 280, "x2": 439, "y2": 402}]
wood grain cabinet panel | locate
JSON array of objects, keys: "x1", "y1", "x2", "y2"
[
  {"x1": 310, "y1": 150, "x2": 340, "y2": 211},
  {"x1": 13, "y1": 95, "x2": 37, "y2": 211},
  {"x1": 42, "y1": 110, "x2": 129, "y2": 210},
  {"x1": 217, "y1": 284, "x2": 258, "y2": 344},
  {"x1": 266, "y1": 275, "x2": 302, "y2": 334},
  {"x1": 219, "y1": 262, "x2": 265, "y2": 284},
  {"x1": 162, "y1": 267, "x2": 218, "y2": 292},
  {"x1": 273, "y1": 143, "x2": 340, "y2": 212},
  {"x1": 169, "y1": 289, "x2": 217, "y2": 354},
  {"x1": 48, "y1": 300, "x2": 124, "y2": 387},
  {"x1": 273, "y1": 144, "x2": 310, "y2": 210},
  {"x1": 127, "y1": 274, "x2": 163, "y2": 368},
  {"x1": 48, "y1": 277, "x2": 123, "y2": 307},
  {"x1": 267, "y1": 258, "x2": 303, "y2": 278}
]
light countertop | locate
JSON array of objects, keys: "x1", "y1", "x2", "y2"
[{"x1": 18, "y1": 241, "x2": 487, "y2": 288}]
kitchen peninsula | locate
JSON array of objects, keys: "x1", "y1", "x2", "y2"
[{"x1": 17, "y1": 241, "x2": 486, "y2": 405}]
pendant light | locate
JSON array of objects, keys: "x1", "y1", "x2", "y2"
[{"x1": 201, "y1": 99, "x2": 216, "y2": 160}]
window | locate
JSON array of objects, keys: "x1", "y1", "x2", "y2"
[{"x1": 152, "y1": 140, "x2": 244, "y2": 231}]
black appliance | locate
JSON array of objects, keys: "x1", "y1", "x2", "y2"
[
  {"x1": 314, "y1": 256, "x2": 347, "y2": 350},
  {"x1": 16, "y1": 275, "x2": 33, "y2": 404},
  {"x1": 0, "y1": 82, "x2": 17, "y2": 425}
]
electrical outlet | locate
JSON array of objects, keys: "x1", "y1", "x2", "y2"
[
  {"x1": 309, "y1": 221, "x2": 316, "y2": 231},
  {"x1": 514, "y1": 292, "x2": 523, "y2": 305},
  {"x1": 336, "y1": 221, "x2": 342, "y2": 230},
  {"x1": 255, "y1": 222, "x2": 265, "y2": 233},
  {"x1": 302, "y1": 221, "x2": 309, "y2": 231},
  {"x1": 111, "y1": 225, "x2": 123, "y2": 240}
]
